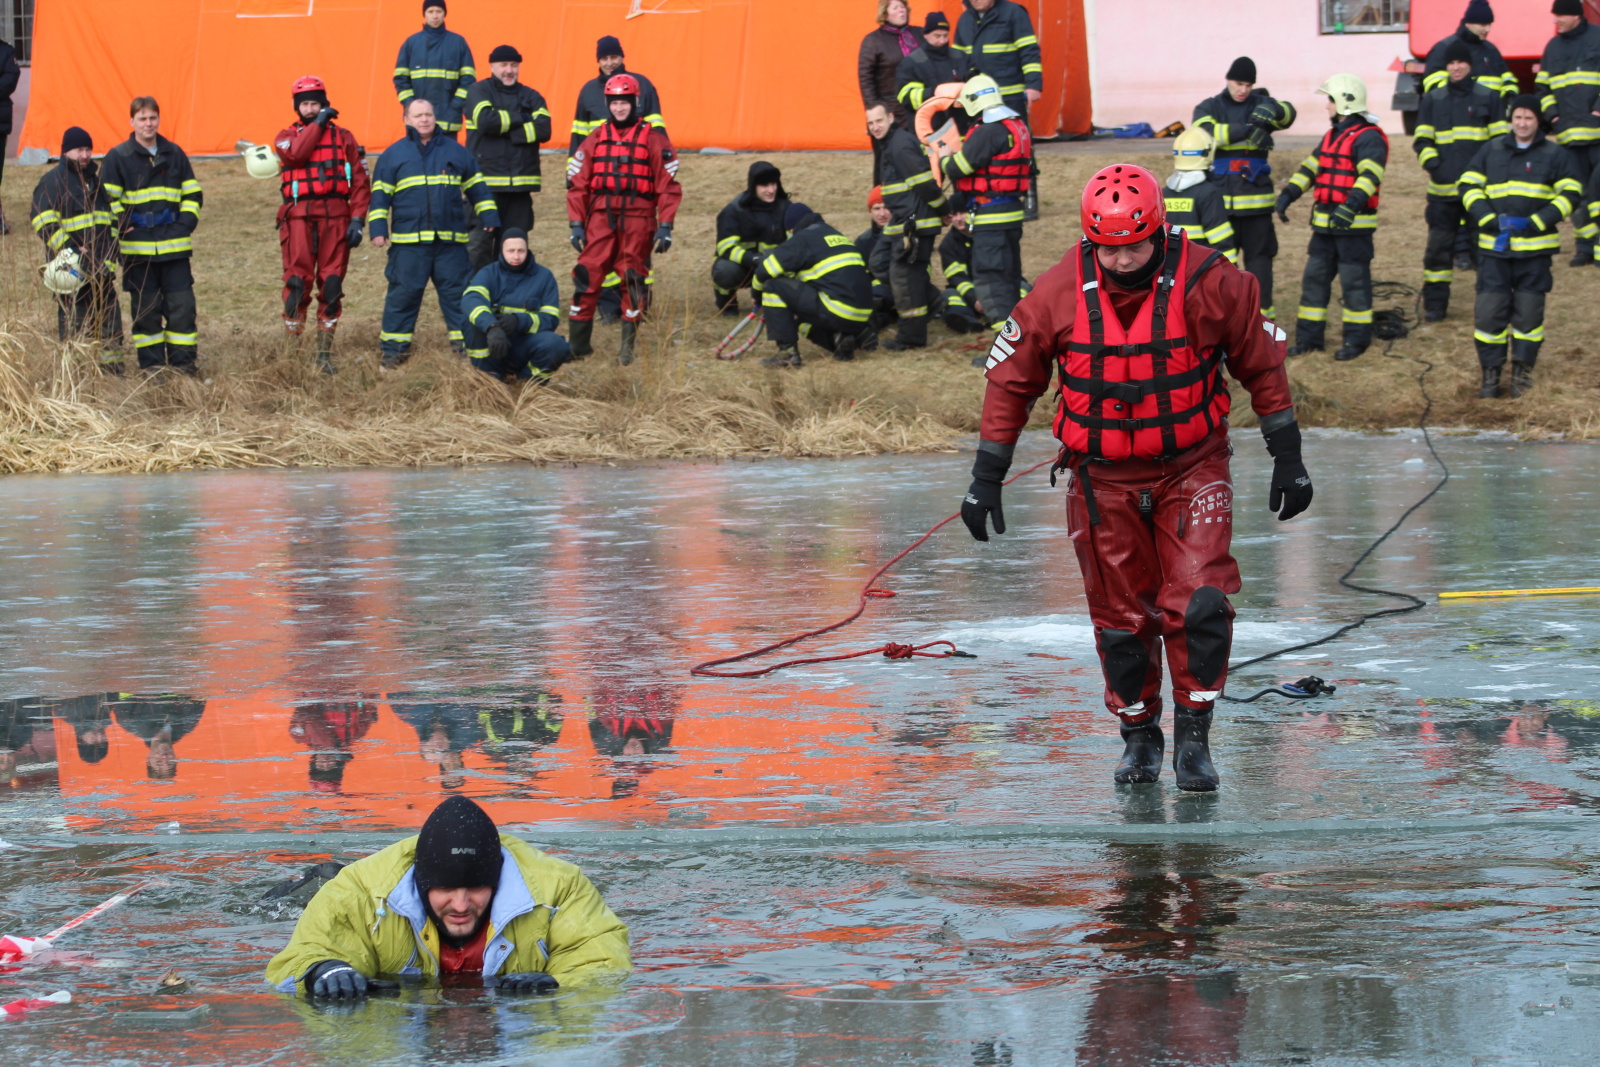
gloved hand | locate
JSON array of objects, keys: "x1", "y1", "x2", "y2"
[
  {"x1": 961, "y1": 444, "x2": 1012, "y2": 542},
  {"x1": 493, "y1": 972, "x2": 560, "y2": 994},
  {"x1": 1274, "y1": 191, "x2": 1295, "y2": 225},
  {"x1": 1328, "y1": 203, "x2": 1358, "y2": 230},
  {"x1": 314, "y1": 107, "x2": 339, "y2": 126},
  {"x1": 495, "y1": 312, "x2": 522, "y2": 334},
  {"x1": 1245, "y1": 124, "x2": 1271, "y2": 150},
  {"x1": 654, "y1": 223, "x2": 673, "y2": 255},
  {"x1": 1248, "y1": 101, "x2": 1282, "y2": 128},
  {"x1": 1421, "y1": 155, "x2": 1440, "y2": 173},
  {"x1": 1494, "y1": 215, "x2": 1530, "y2": 254},
  {"x1": 487, "y1": 324, "x2": 510, "y2": 362},
  {"x1": 305, "y1": 959, "x2": 368, "y2": 1000},
  {"x1": 1263, "y1": 421, "x2": 1313, "y2": 522},
  {"x1": 569, "y1": 222, "x2": 585, "y2": 253},
  {"x1": 346, "y1": 217, "x2": 364, "y2": 249}
]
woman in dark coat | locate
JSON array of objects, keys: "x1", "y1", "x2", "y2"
[{"x1": 858, "y1": 0, "x2": 924, "y2": 132}]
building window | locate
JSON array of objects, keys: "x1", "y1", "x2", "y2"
[
  {"x1": 0, "y1": 0, "x2": 33, "y2": 63},
  {"x1": 1321, "y1": 0, "x2": 1409, "y2": 34}
]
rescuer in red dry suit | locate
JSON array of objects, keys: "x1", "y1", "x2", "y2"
[
  {"x1": 273, "y1": 75, "x2": 372, "y2": 373},
  {"x1": 960, "y1": 164, "x2": 1314, "y2": 791}
]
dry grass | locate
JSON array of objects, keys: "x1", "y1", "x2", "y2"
[{"x1": 0, "y1": 144, "x2": 1597, "y2": 473}]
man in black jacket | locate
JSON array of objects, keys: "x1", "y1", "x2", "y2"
[
  {"x1": 954, "y1": 0, "x2": 1042, "y2": 220},
  {"x1": 465, "y1": 44, "x2": 551, "y2": 270},
  {"x1": 1538, "y1": 0, "x2": 1600, "y2": 264},
  {"x1": 1421, "y1": 1, "x2": 1516, "y2": 101},
  {"x1": 31, "y1": 127, "x2": 125, "y2": 364},
  {"x1": 869, "y1": 103, "x2": 946, "y2": 350},
  {"x1": 896, "y1": 12, "x2": 969, "y2": 120},
  {"x1": 0, "y1": 36, "x2": 18, "y2": 234},
  {"x1": 712, "y1": 160, "x2": 790, "y2": 316},
  {"x1": 755, "y1": 203, "x2": 874, "y2": 368}
]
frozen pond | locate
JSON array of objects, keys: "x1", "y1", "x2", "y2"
[{"x1": 2, "y1": 432, "x2": 1599, "y2": 1064}]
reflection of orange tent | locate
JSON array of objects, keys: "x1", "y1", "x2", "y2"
[{"x1": 20, "y1": 1, "x2": 1091, "y2": 156}]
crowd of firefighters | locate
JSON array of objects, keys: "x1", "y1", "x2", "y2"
[{"x1": 21, "y1": 0, "x2": 1600, "y2": 393}]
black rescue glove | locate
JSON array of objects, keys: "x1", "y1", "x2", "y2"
[
  {"x1": 1263, "y1": 420, "x2": 1313, "y2": 522},
  {"x1": 1329, "y1": 203, "x2": 1358, "y2": 231},
  {"x1": 486, "y1": 324, "x2": 511, "y2": 362},
  {"x1": 1248, "y1": 101, "x2": 1280, "y2": 128},
  {"x1": 346, "y1": 217, "x2": 363, "y2": 249},
  {"x1": 305, "y1": 959, "x2": 369, "y2": 999},
  {"x1": 495, "y1": 312, "x2": 522, "y2": 334},
  {"x1": 1274, "y1": 189, "x2": 1297, "y2": 225},
  {"x1": 569, "y1": 222, "x2": 585, "y2": 253},
  {"x1": 961, "y1": 442, "x2": 1012, "y2": 542},
  {"x1": 654, "y1": 222, "x2": 673, "y2": 255},
  {"x1": 314, "y1": 107, "x2": 339, "y2": 126},
  {"x1": 493, "y1": 972, "x2": 560, "y2": 994}
]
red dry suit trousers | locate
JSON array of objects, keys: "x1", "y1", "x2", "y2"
[
  {"x1": 279, "y1": 211, "x2": 351, "y2": 332},
  {"x1": 570, "y1": 210, "x2": 655, "y2": 323},
  {"x1": 1065, "y1": 429, "x2": 1240, "y2": 724}
]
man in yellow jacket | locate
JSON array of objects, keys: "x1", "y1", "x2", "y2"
[{"x1": 265, "y1": 796, "x2": 629, "y2": 996}]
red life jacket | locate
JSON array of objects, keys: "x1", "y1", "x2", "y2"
[
  {"x1": 281, "y1": 123, "x2": 354, "y2": 203},
  {"x1": 1312, "y1": 120, "x2": 1387, "y2": 209},
  {"x1": 591, "y1": 121, "x2": 656, "y2": 200},
  {"x1": 954, "y1": 117, "x2": 1032, "y2": 197},
  {"x1": 1052, "y1": 229, "x2": 1231, "y2": 461}
]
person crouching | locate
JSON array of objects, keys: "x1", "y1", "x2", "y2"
[{"x1": 463, "y1": 227, "x2": 571, "y2": 384}]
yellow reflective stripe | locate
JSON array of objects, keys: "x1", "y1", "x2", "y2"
[
  {"x1": 1342, "y1": 308, "x2": 1373, "y2": 324},
  {"x1": 760, "y1": 253, "x2": 783, "y2": 277},
  {"x1": 181, "y1": 180, "x2": 201, "y2": 195},
  {"x1": 118, "y1": 187, "x2": 183, "y2": 203},
  {"x1": 464, "y1": 285, "x2": 491, "y2": 300},
  {"x1": 1297, "y1": 306, "x2": 1327, "y2": 321},
  {"x1": 1021, "y1": 63, "x2": 1042, "y2": 76},
  {"x1": 971, "y1": 208, "x2": 1025, "y2": 226},
  {"x1": 994, "y1": 83, "x2": 1026, "y2": 96},
  {"x1": 539, "y1": 305, "x2": 559, "y2": 317},
  {"x1": 879, "y1": 180, "x2": 909, "y2": 195},
  {"x1": 469, "y1": 306, "x2": 495, "y2": 325},
  {"x1": 179, "y1": 200, "x2": 201, "y2": 216},
  {"x1": 122, "y1": 238, "x2": 193, "y2": 256},
  {"x1": 1421, "y1": 70, "x2": 1447, "y2": 93},
  {"x1": 1427, "y1": 180, "x2": 1462, "y2": 198},
  {"x1": 1485, "y1": 181, "x2": 1555, "y2": 200},
  {"x1": 397, "y1": 88, "x2": 416, "y2": 102},
  {"x1": 1311, "y1": 207, "x2": 1378, "y2": 230},
  {"x1": 132, "y1": 332, "x2": 165, "y2": 348},
  {"x1": 405, "y1": 68, "x2": 465, "y2": 79},
  {"x1": 1423, "y1": 269, "x2": 1453, "y2": 283},
  {"x1": 1356, "y1": 159, "x2": 1385, "y2": 178},
  {"x1": 1474, "y1": 327, "x2": 1508, "y2": 343},
  {"x1": 1352, "y1": 176, "x2": 1379, "y2": 198},
  {"x1": 393, "y1": 174, "x2": 469, "y2": 191},
  {"x1": 386, "y1": 231, "x2": 472, "y2": 243},
  {"x1": 1429, "y1": 128, "x2": 1494, "y2": 144},
  {"x1": 102, "y1": 183, "x2": 124, "y2": 197},
  {"x1": 1203, "y1": 221, "x2": 1235, "y2": 246},
  {"x1": 1414, "y1": 124, "x2": 1436, "y2": 138},
  {"x1": 951, "y1": 151, "x2": 975, "y2": 176},
  {"x1": 1512, "y1": 325, "x2": 1545, "y2": 342},
  {"x1": 164, "y1": 331, "x2": 197, "y2": 345},
  {"x1": 368, "y1": 209, "x2": 391, "y2": 222},
  {"x1": 898, "y1": 82, "x2": 926, "y2": 109},
  {"x1": 1548, "y1": 71, "x2": 1600, "y2": 88},
  {"x1": 1224, "y1": 192, "x2": 1277, "y2": 212},
  {"x1": 642, "y1": 112, "x2": 666, "y2": 127},
  {"x1": 820, "y1": 293, "x2": 871, "y2": 322},
  {"x1": 799, "y1": 252, "x2": 865, "y2": 282},
  {"x1": 31, "y1": 209, "x2": 61, "y2": 228}
]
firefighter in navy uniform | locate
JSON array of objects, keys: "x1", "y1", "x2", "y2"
[
  {"x1": 960, "y1": 164, "x2": 1309, "y2": 791},
  {"x1": 1461, "y1": 95, "x2": 1581, "y2": 398},
  {"x1": 1276, "y1": 74, "x2": 1387, "y2": 361},
  {"x1": 1191, "y1": 56, "x2": 1296, "y2": 317},
  {"x1": 1163, "y1": 126, "x2": 1238, "y2": 265},
  {"x1": 273, "y1": 76, "x2": 372, "y2": 372},
  {"x1": 1413, "y1": 40, "x2": 1506, "y2": 321},
  {"x1": 393, "y1": 1, "x2": 475, "y2": 141},
  {"x1": 941, "y1": 75, "x2": 1031, "y2": 365},
  {"x1": 1539, "y1": 0, "x2": 1600, "y2": 265},
  {"x1": 30, "y1": 126, "x2": 123, "y2": 364},
  {"x1": 953, "y1": 0, "x2": 1043, "y2": 220},
  {"x1": 896, "y1": 12, "x2": 969, "y2": 123},
  {"x1": 754, "y1": 203, "x2": 874, "y2": 368},
  {"x1": 712, "y1": 160, "x2": 790, "y2": 317},
  {"x1": 935, "y1": 214, "x2": 985, "y2": 333},
  {"x1": 463, "y1": 44, "x2": 551, "y2": 270},
  {"x1": 1422, "y1": 2, "x2": 1517, "y2": 104},
  {"x1": 869, "y1": 103, "x2": 947, "y2": 351}
]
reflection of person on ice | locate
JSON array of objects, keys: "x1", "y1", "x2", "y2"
[{"x1": 961, "y1": 166, "x2": 1314, "y2": 791}]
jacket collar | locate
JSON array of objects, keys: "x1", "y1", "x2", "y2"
[
  {"x1": 1510, "y1": 127, "x2": 1547, "y2": 151},
  {"x1": 125, "y1": 133, "x2": 168, "y2": 157},
  {"x1": 385, "y1": 845, "x2": 538, "y2": 935},
  {"x1": 1562, "y1": 21, "x2": 1590, "y2": 40}
]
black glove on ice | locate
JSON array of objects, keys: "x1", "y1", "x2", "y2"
[
  {"x1": 1264, "y1": 420, "x2": 1313, "y2": 521},
  {"x1": 494, "y1": 972, "x2": 560, "y2": 994},
  {"x1": 306, "y1": 959, "x2": 368, "y2": 999},
  {"x1": 961, "y1": 443, "x2": 1012, "y2": 542}
]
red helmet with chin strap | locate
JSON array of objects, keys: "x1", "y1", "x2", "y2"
[
  {"x1": 291, "y1": 75, "x2": 327, "y2": 96},
  {"x1": 1081, "y1": 164, "x2": 1164, "y2": 246},
  {"x1": 604, "y1": 73, "x2": 640, "y2": 97}
]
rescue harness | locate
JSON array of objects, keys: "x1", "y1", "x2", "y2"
[
  {"x1": 590, "y1": 121, "x2": 657, "y2": 202},
  {"x1": 281, "y1": 123, "x2": 354, "y2": 203}
]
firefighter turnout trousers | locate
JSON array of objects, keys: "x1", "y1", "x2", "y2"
[
  {"x1": 379, "y1": 243, "x2": 473, "y2": 361},
  {"x1": 971, "y1": 228, "x2": 1023, "y2": 329},
  {"x1": 1474, "y1": 254, "x2": 1553, "y2": 369},
  {"x1": 466, "y1": 328, "x2": 571, "y2": 381},
  {"x1": 1566, "y1": 143, "x2": 1600, "y2": 249},
  {"x1": 468, "y1": 191, "x2": 535, "y2": 272},
  {"x1": 762, "y1": 277, "x2": 862, "y2": 351},
  {"x1": 281, "y1": 215, "x2": 351, "y2": 333},
  {"x1": 58, "y1": 270, "x2": 123, "y2": 356},
  {"x1": 570, "y1": 213, "x2": 655, "y2": 323},
  {"x1": 889, "y1": 234, "x2": 935, "y2": 346},
  {"x1": 1422, "y1": 200, "x2": 1473, "y2": 317},
  {"x1": 1067, "y1": 430, "x2": 1241, "y2": 723},
  {"x1": 1294, "y1": 232, "x2": 1374, "y2": 350},
  {"x1": 1232, "y1": 214, "x2": 1278, "y2": 317},
  {"x1": 125, "y1": 258, "x2": 198, "y2": 369}
]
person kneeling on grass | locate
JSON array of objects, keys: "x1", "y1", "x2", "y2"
[
  {"x1": 462, "y1": 227, "x2": 571, "y2": 383},
  {"x1": 265, "y1": 795, "x2": 630, "y2": 997}
]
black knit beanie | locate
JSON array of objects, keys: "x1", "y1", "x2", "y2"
[
  {"x1": 1508, "y1": 93, "x2": 1543, "y2": 121},
  {"x1": 1553, "y1": 0, "x2": 1584, "y2": 17},
  {"x1": 61, "y1": 126, "x2": 93, "y2": 155},
  {"x1": 1226, "y1": 56, "x2": 1256, "y2": 84},
  {"x1": 597, "y1": 35, "x2": 623, "y2": 59},
  {"x1": 924, "y1": 11, "x2": 949, "y2": 32},
  {"x1": 424, "y1": 0, "x2": 446, "y2": 14},
  {"x1": 489, "y1": 44, "x2": 521, "y2": 64},
  {"x1": 1444, "y1": 38, "x2": 1474, "y2": 65},
  {"x1": 1463, "y1": 0, "x2": 1494, "y2": 22},
  {"x1": 413, "y1": 796, "x2": 503, "y2": 894}
]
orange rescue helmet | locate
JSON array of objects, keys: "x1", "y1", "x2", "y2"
[{"x1": 604, "y1": 73, "x2": 640, "y2": 97}]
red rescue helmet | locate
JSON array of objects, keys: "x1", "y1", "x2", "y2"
[
  {"x1": 604, "y1": 73, "x2": 640, "y2": 97},
  {"x1": 291, "y1": 75, "x2": 327, "y2": 96},
  {"x1": 1081, "y1": 164, "x2": 1164, "y2": 246}
]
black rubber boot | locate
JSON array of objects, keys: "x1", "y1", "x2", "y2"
[
  {"x1": 1509, "y1": 361, "x2": 1533, "y2": 398},
  {"x1": 1172, "y1": 707, "x2": 1219, "y2": 792},
  {"x1": 1286, "y1": 342, "x2": 1323, "y2": 357},
  {"x1": 283, "y1": 276, "x2": 305, "y2": 324},
  {"x1": 833, "y1": 332, "x2": 857, "y2": 362},
  {"x1": 716, "y1": 289, "x2": 740, "y2": 317},
  {"x1": 568, "y1": 318, "x2": 593, "y2": 359},
  {"x1": 618, "y1": 322, "x2": 637, "y2": 366},
  {"x1": 1571, "y1": 240, "x2": 1594, "y2": 268},
  {"x1": 761, "y1": 344, "x2": 802, "y2": 368},
  {"x1": 315, "y1": 330, "x2": 336, "y2": 375},
  {"x1": 1113, "y1": 713, "x2": 1165, "y2": 785},
  {"x1": 1479, "y1": 365, "x2": 1501, "y2": 399}
]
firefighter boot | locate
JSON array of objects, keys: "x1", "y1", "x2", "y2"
[
  {"x1": 1479, "y1": 365, "x2": 1501, "y2": 399},
  {"x1": 1113, "y1": 713, "x2": 1165, "y2": 785},
  {"x1": 833, "y1": 332, "x2": 857, "y2": 362},
  {"x1": 315, "y1": 329, "x2": 336, "y2": 375},
  {"x1": 1571, "y1": 240, "x2": 1595, "y2": 268},
  {"x1": 761, "y1": 344, "x2": 802, "y2": 368},
  {"x1": 1172, "y1": 707, "x2": 1220, "y2": 792},
  {"x1": 1510, "y1": 361, "x2": 1534, "y2": 398},
  {"x1": 568, "y1": 318, "x2": 594, "y2": 359},
  {"x1": 618, "y1": 322, "x2": 637, "y2": 366},
  {"x1": 716, "y1": 289, "x2": 740, "y2": 317},
  {"x1": 1023, "y1": 175, "x2": 1040, "y2": 223},
  {"x1": 283, "y1": 276, "x2": 305, "y2": 335}
]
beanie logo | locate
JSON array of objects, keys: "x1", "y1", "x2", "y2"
[{"x1": 451, "y1": 847, "x2": 477, "y2": 855}]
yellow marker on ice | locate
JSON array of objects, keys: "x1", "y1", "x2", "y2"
[{"x1": 1438, "y1": 586, "x2": 1600, "y2": 600}]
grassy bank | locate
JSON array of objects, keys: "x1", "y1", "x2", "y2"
[{"x1": 0, "y1": 144, "x2": 1595, "y2": 473}]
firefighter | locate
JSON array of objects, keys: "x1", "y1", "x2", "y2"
[
  {"x1": 896, "y1": 11, "x2": 969, "y2": 120},
  {"x1": 941, "y1": 74, "x2": 1031, "y2": 364},
  {"x1": 101, "y1": 96, "x2": 202, "y2": 374},
  {"x1": 566, "y1": 73, "x2": 681, "y2": 366},
  {"x1": 462, "y1": 228, "x2": 570, "y2": 384},
  {"x1": 1276, "y1": 74, "x2": 1387, "y2": 361},
  {"x1": 712, "y1": 160, "x2": 790, "y2": 317},
  {"x1": 1413, "y1": 41, "x2": 1506, "y2": 321},
  {"x1": 1163, "y1": 126, "x2": 1238, "y2": 265},
  {"x1": 869, "y1": 103, "x2": 947, "y2": 351},
  {"x1": 393, "y1": 1, "x2": 475, "y2": 140},
  {"x1": 1539, "y1": 0, "x2": 1600, "y2": 265},
  {"x1": 754, "y1": 202, "x2": 874, "y2": 368},
  {"x1": 960, "y1": 164, "x2": 1308, "y2": 791},
  {"x1": 934, "y1": 212, "x2": 985, "y2": 333},
  {"x1": 1191, "y1": 57, "x2": 1296, "y2": 317},
  {"x1": 368, "y1": 98, "x2": 500, "y2": 369},
  {"x1": 1422, "y1": 2, "x2": 1517, "y2": 103},
  {"x1": 30, "y1": 126, "x2": 123, "y2": 366},
  {"x1": 1461, "y1": 95, "x2": 1581, "y2": 398},
  {"x1": 464, "y1": 44, "x2": 551, "y2": 270},
  {"x1": 272, "y1": 76, "x2": 371, "y2": 373},
  {"x1": 953, "y1": 0, "x2": 1042, "y2": 220},
  {"x1": 857, "y1": 186, "x2": 898, "y2": 338}
]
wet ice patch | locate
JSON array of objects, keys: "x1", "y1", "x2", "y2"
[{"x1": 940, "y1": 615, "x2": 1096, "y2": 648}]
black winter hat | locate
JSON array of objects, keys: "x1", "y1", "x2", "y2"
[
  {"x1": 412, "y1": 796, "x2": 503, "y2": 894},
  {"x1": 1508, "y1": 93, "x2": 1543, "y2": 119},
  {"x1": 597, "y1": 35, "x2": 624, "y2": 59},
  {"x1": 1444, "y1": 38, "x2": 1475, "y2": 65},
  {"x1": 501, "y1": 226, "x2": 529, "y2": 245},
  {"x1": 489, "y1": 44, "x2": 522, "y2": 64},
  {"x1": 61, "y1": 126, "x2": 93, "y2": 154},
  {"x1": 784, "y1": 202, "x2": 817, "y2": 230},
  {"x1": 423, "y1": 0, "x2": 446, "y2": 14},
  {"x1": 747, "y1": 159, "x2": 784, "y2": 195},
  {"x1": 1463, "y1": 0, "x2": 1494, "y2": 22},
  {"x1": 924, "y1": 11, "x2": 949, "y2": 32},
  {"x1": 1226, "y1": 56, "x2": 1256, "y2": 84},
  {"x1": 1553, "y1": 0, "x2": 1584, "y2": 16}
]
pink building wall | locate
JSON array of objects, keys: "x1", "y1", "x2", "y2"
[{"x1": 1087, "y1": 1, "x2": 1413, "y2": 135}]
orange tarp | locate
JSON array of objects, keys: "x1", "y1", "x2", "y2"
[{"x1": 20, "y1": 0, "x2": 1090, "y2": 157}]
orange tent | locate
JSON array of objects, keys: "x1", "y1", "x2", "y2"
[{"x1": 20, "y1": 0, "x2": 1089, "y2": 157}]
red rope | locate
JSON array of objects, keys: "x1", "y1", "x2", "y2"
[{"x1": 690, "y1": 456, "x2": 1056, "y2": 679}]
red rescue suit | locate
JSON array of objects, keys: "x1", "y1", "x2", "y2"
[
  {"x1": 980, "y1": 228, "x2": 1294, "y2": 723},
  {"x1": 273, "y1": 120, "x2": 371, "y2": 332},
  {"x1": 565, "y1": 120, "x2": 682, "y2": 323}
]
